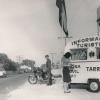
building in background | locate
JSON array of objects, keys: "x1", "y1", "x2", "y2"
[{"x1": 19, "y1": 65, "x2": 31, "y2": 73}]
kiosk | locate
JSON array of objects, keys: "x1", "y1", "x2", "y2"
[{"x1": 64, "y1": 36, "x2": 100, "y2": 92}]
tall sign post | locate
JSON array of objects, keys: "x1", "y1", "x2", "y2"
[
  {"x1": 58, "y1": 36, "x2": 72, "y2": 46},
  {"x1": 97, "y1": 6, "x2": 100, "y2": 36}
]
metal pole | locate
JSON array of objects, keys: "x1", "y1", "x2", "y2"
[
  {"x1": 49, "y1": 53, "x2": 56, "y2": 68},
  {"x1": 97, "y1": 23, "x2": 99, "y2": 36},
  {"x1": 65, "y1": 37, "x2": 66, "y2": 46},
  {"x1": 58, "y1": 36, "x2": 72, "y2": 46}
]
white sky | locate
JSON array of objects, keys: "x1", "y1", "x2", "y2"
[{"x1": 0, "y1": 0, "x2": 100, "y2": 65}]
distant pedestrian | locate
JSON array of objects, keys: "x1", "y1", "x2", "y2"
[
  {"x1": 45, "y1": 55, "x2": 52, "y2": 85},
  {"x1": 61, "y1": 52, "x2": 71, "y2": 93}
]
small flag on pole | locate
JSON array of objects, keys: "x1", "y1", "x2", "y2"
[{"x1": 56, "y1": 0, "x2": 68, "y2": 37}]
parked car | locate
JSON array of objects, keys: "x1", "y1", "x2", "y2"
[{"x1": 0, "y1": 70, "x2": 7, "y2": 77}]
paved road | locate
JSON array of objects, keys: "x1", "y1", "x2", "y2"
[{"x1": 0, "y1": 73, "x2": 29, "y2": 100}]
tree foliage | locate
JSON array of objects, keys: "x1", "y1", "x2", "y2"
[
  {"x1": 22, "y1": 59, "x2": 35, "y2": 68},
  {"x1": 0, "y1": 53, "x2": 18, "y2": 71}
]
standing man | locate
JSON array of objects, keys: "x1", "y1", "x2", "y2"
[{"x1": 45, "y1": 55, "x2": 52, "y2": 85}]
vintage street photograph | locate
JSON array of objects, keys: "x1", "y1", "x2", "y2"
[{"x1": 0, "y1": 0, "x2": 100, "y2": 100}]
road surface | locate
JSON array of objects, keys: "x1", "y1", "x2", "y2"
[
  {"x1": 0, "y1": 69, "x2": 100, "y2": 100},
  {"x1": 0, "y1": 73, "x2": 29, "y2": 100}
]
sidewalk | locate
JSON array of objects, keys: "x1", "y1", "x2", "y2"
[{"x1": 7, "y1": 78, "x2": 100, "y2": 100}]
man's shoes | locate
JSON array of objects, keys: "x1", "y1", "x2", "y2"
[
  {"x1": 47, "y1": 83, "x2": 52, "y2": 86},
  {"x1": 64, "y1": 90, "x2": 71, "y2": 93}
]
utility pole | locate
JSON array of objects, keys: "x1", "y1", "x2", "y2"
[
  {"x1": 49, "y1": 53, "x2": 56, "y2": 68},
  {"x1": 16, "y1": 55, "x2": 23, "y2": 64}
]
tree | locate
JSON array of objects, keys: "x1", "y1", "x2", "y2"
[
  {"x1": 0, "y1": 53, "x2": 9, "y2": 70},
  {"x1": 22, "y1": 59, "x2": 35, "y2": 68},
  {"x1": 7, "y1": 60, "x2": 18, "y2": 71},
  {"x1": 0, "y1": 53, "x2": 19, "y2": 71}
]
